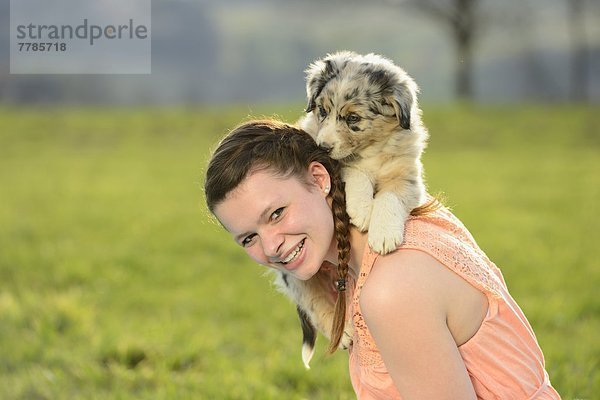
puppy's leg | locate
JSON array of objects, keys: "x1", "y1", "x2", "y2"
[
  {"x1": 301, "y1": 271, "x2": 353, "y2": 351},
  {"x1": 296, "y1": 306, "x2": 317, "y2": 369},
  {"x1": 342, "y1": 167, "x2": 374, "y2": 232},
  {"x1": 272, "y1": 267, "x2": 353, "y2": 368},
  {"x1": 368, "y1": 191, "x2": 408, "y2": 254},
  {"x1": 368, "y1": 171, "x2": 427, "y2": 254},
  {"x1": 273, "y1": 271, "x2": 319, "y2": 368}
]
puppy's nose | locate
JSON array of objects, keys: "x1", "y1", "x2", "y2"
[{"x1": 319, "y1": 143, "x2": 333, "y2": 153}]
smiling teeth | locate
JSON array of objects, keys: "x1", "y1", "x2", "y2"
[{"x1": 282, "y1": 240, "x2": 304, "y2": 264}]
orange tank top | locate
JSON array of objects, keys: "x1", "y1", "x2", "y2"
[{"x1": 348, "y1": 205, "x2": 561, "y2": 399}]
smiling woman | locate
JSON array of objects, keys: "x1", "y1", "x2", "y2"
[{"x1": 203, "y1": 118, "x2": 562, "y2": 400}]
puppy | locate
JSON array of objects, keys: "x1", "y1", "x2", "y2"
[
  {"x1": 279, "y1": 52, "x2": 430, "y2": 368},
  {"x1": 302, "y1": 51, "x2": 428, "y2": 254}
]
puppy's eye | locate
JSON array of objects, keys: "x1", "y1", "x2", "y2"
[
  {"x1": 346, "y1": 113, "x2": 361, "y2": 124},
  {"x1": 318, "y1": 105, "x2": 328, "y2": 119}
]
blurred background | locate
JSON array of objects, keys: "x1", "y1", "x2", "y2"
[
  {"x1": 1, "y1": 0, "x2": 599, "y2": 104},
  {"x1": 0, "y1": 0, "x2": 599, "y2": 399}
]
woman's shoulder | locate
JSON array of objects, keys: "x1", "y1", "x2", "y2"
[
  {"x1": 360, "y1": 248, "x2": 489, "y2": 347},
  {"x1": 360, "y1": 247, "x2": 488, "y2": 319},
  {"x1": 360, "y1": 249, "x2": 450, "y2": 319}
]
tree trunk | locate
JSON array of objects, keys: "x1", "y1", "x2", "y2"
[
  {"x1": 568, "y1": 0, "x2": 588, "y2": 102},
  {"x1": 453, "y1": 0, "x2": 476, "y2": 99},
  {"x1": 406, "y1": 0, "x2": 479, "y2": 100},
  {"x1": 455, "y1": 26, "x2": 474, "y2": 99}
]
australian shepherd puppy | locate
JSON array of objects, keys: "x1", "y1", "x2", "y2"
[{"x1": 277, "y1": 51, "x2": 429, "y2": 368}]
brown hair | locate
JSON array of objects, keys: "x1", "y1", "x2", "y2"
[{"x1": 205, "y1": 119, "x2": 351, "y2": 354}]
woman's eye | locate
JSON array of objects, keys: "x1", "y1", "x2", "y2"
[
  {"x1": 270, "y1": 207, "x2": 284, "y2": 221},
  {"x1": 346, "y1": 113, "x2": 361, "y2": 124},
  {"x1": 241, "y1": 234, "x2": 256, "y2": 247},
  {"x1": 318, "y1": 105, "x2": 328, "y2": 119}
]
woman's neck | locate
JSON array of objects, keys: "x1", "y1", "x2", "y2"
[
  {"x1": 347, "y1": 227, "x2": 368, "y2": 280},
  {"x1": 325, "y1": 227, "x2": 369, "y2": 281}
]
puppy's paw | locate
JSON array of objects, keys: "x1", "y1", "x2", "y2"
[
  {"x1": 342, "y1": 167, "x2": 374, "y2": 232},
  {"x1": 369, "y1": 223, "x2": 404, "y2": 255},
  {"x1": 368, "y1": 192, "x2": 409, "y2": 254}
]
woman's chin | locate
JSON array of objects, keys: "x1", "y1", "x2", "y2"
[{"x1": 287, "y1": 260, "x2": 321, "y2": 281}]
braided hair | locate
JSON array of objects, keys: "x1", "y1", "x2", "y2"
[{"x1": 205, "y1": 119, "x2": 351, "y2": 354}]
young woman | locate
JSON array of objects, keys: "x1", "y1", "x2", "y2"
[{"x1": 204, "y1": 119, "x2": 561, "y2": 399}]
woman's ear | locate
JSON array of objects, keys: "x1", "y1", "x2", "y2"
[{"x1": 307, "y1": 161, "x2": 331, "y2": 195}]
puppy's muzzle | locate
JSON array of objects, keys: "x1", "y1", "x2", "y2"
[{"x1": 318, "y1": 143, "x2": 333, "y2": 154}]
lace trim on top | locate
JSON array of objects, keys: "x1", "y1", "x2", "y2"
[{"x1": 351, "y1": 206, "x2": 505, "y2": 367}]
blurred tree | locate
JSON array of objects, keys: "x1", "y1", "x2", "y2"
[
  {"x1": 567, "y1": 0, "x2": 589, "y2": 102},
  {"x1": 403, "y1": 0, "x2": 481, "y2": 100}
]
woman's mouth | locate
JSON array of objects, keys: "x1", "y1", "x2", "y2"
[{"x1": 280, "y1": 239, "x2": 305, "y2": 265}]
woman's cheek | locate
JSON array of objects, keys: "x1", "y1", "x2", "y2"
[{"x1": 246, "y1": 247, "x2": 268, "y2": 266}]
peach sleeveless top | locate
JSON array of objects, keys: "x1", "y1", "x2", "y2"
[{"x1": 348, "y1": 205, "x2": 561, "y2": 399}]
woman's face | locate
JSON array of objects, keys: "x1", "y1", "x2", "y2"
[{"x1": 213, "y1": 162, "x2": 336, "y2": 280}]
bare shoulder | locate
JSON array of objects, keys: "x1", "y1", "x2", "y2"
[
  {"x1": 360, "y1": 249, "x2": 452, "y2": 315},
  {"x1": 360, "y1": 248, "x2": 488, "y2": 347}
]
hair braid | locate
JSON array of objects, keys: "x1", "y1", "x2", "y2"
[{"x1": 326, "y1": 163, "x2": 352, "y2": 354}]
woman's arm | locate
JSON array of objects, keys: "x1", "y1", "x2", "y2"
[{"x1": 360, "y1": 249, "x2": 477, "y2": 400}]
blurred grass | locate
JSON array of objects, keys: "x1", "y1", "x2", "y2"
[{"x1": 0, "y1": 104, "x2": 598, "y2": 399}]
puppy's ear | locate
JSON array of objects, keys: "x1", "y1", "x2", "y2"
[
  {"x1": 305, "y1": 59, "x2": 337, "y2": 113},
  {"x1": 387, "y1": 82, "x2": 413, "y2": 130},
  {"x1": 306, "y1": 97, "x2": 317, "y2": 114}
]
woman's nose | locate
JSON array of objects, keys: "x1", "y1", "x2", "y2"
[{"x1": 262, "y1": 227, "x2": 284, "y2": 260}]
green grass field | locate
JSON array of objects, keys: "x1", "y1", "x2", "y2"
[{"x1": 0, "y1": 104, "x2": 598, "y2": 399}]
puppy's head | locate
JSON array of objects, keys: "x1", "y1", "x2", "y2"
[{"x1": 304, "y1": 51, "x2": 420, "y2": 159}]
